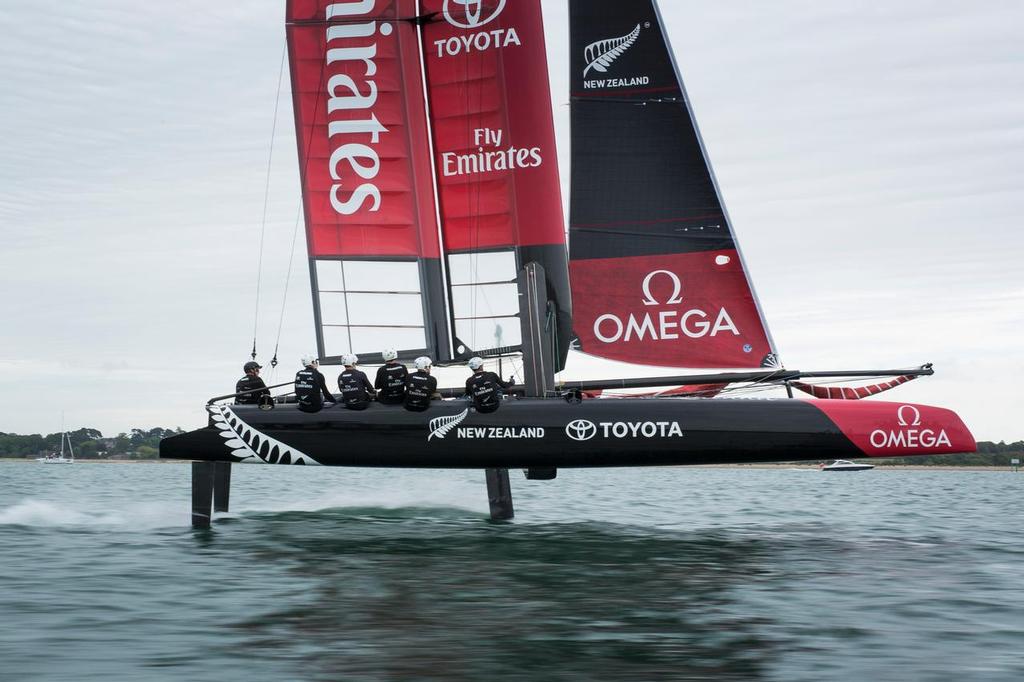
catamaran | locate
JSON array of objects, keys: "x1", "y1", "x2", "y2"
[{"x1": 161, "y1": 0, "x2": 976, "y2": 522}]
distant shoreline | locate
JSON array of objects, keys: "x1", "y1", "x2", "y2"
[
  {"x1": 0, "y1": 457, "x2": 178, "y2": 464},
  {"x1": 695, "y1": 463, "x2": 1014, "y2": 472}
]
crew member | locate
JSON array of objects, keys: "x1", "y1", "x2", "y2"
[
  {"x1": 464, "y1": 357, "x2": 514, "y2": 413},
  {"x1": 404, "y1": 356, "x2": 439, "y2": 412},
  {"x1": 374, "y1": 348, "x2": 408, "y2": 405},
  {"x1": 295, "y1": 355, "x2": 336, "y2": 413},
  {"x1": 337, "y1": 354, "x2": 376, "y2": 410},
  {"x1": 235, "y1": 361, "x2": 270, "y2": 405}
]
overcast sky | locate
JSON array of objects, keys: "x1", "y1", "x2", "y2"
[{"x1": 0, "y1": 1, "x2": 1021, "y2": 441}]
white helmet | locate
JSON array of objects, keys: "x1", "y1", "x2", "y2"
[
  {"x1": 301, "y1": 354, "x2": 318, "y2": 367},
  {"x1": 382, "y1": 348, "x2": 398, "y2": 361},
  {"x1": 414, "y1": 356, "x2": 432, "y2": 370},
  {"x1": 342, "y1": 353, "x2": 358, "y2": 366},
  {"x1": 468, "y1": 357, "x2": 484, "y2": 370}
]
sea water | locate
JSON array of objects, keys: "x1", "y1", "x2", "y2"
[{"x1": 1, "y1": 462, "x2": 1021, "y2": 681}]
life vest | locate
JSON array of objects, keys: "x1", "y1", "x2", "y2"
[
  {"x1": 375, "y1": 363, "x2": 408, "y2": 404},
  {"x1": 235, "y1": 375, "x2": 268, "y2": 405},
  {"x1": 295, "y1": 368, "x2": 323, "y2": 412},
  {"x1": 466, "y1": 371, "x2": 504, "y2": 413},
  {"x1": 404, "y1": 372, "x2": 436, "y2": 412},
  {"x1": 339, "y1": 369, "x2": 372, "y2": 410}
]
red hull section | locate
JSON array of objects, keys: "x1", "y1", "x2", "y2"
[
  {"x1": 571, "y1": 251, "x2": 773, "y2": 368},
  {"x1": 811, "y1": 400, "x2": 976, "y2": 457}
]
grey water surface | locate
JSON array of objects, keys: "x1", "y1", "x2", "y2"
[{"x1": 1, "y1": 461, "x2": 1021, "y2": 681}]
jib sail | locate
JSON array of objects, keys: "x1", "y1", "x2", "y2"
[
  {"x1": 286, "y1": 0, "x2": 449, "y2": 364},
  {"x1": 418, "y1": 0, "x2": 572, "y2": 368},
  {"x1": 568, "y1": 0, "x2": 777, "y2": 369}
]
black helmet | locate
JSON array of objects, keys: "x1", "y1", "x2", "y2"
[{"x1": 243, "y1": 361, "x2": 262, "y2": 372}]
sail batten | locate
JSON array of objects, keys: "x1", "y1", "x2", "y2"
[{"x1": 568, "y1": 0, "x2": 777, "y2": 370}]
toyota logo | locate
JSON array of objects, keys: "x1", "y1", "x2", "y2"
[
  {"x1": 443, "y1": 0, "x2": 507, "y2": 29},
  {"x1": 565, "y1": 419, "x2": 597, "y2": 441}
]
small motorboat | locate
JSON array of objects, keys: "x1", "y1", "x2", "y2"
[{"x1": 821, "y1": 459, "x2": 874, "y2": 471}]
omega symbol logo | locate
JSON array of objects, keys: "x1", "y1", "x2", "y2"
[
  {"x1": 443, "y1": 0, "x2": 507, "y2": 29},
  {"x1": 897, "y1": 405, "x2": 922, "y2": 427},
  {"x1": 641, "y1": 270, "x2": 683, "y2": 306},
  {"x1": 565, "y1": 419, "x2": 598, "y2": 442}
]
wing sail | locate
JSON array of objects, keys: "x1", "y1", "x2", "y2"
[{"x1": 286, "y1": 0, "x2": 449, "y2": 363}]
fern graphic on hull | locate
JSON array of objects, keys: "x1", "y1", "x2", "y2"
[
  {"x1": 583, "y1": 24, "x2": 641, "y2": 77},
  {"x1": 428, "y1": 409, "x2": 470, "y2": 441},
  {"x1": 209, "y1": 405, "x2": 320, "y2": 465}
]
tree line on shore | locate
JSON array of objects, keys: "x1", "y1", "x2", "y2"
[
  {"x1": 0, "y1": 428, "x2": 1021, "y2": 465},
  {"x1": 874, "y1": 442, "x2": 1023, "y2": 467},
  {"x1": 0, "y1": 428, "x2": 183, "y2": 460}
]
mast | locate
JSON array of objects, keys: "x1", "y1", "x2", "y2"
[
  {"x1": 415, "y1": 0, "x2": 572, "y2": 518},
  {"x1": 417, "y1": 0, "x2": 572, "y2": 368}
]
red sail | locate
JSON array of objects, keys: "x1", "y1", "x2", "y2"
[
  {"x1": 568, "y1": 0, "x2": 776, "y2": 369},
  {"x1": 418, "y1": 0, "x2": 571, "y2": 360},
  {"x1": 287, "y1": 0, "x2": 449, "y2": 362}
]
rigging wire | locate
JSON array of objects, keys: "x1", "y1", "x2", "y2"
[
  {"x1": 251, "y1": 44, "x2": 288, "y2": 361},
  {"x1": 266, "y1": 33, "x2": 331, "y2": 380},
  {"x1": 269, "y1": 206, "x2": 305, "y2": 380},
  {"x1": 465, "y1": 28, "x2": 483, "y2": 353}
]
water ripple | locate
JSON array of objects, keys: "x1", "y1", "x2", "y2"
[{"x1": 1, "y1": 462, "x2": 1022, "y2": 681}]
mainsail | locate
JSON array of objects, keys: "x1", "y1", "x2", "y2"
[
  {"x1": 286, "y1": 0, "x2": 449, "y2": 364},
  {"x1": 419, "y1": 0, "x2": 572, "y2": 366},
  {"x1": 568, "y1": 0, "x2": 777, "y2": 369}
]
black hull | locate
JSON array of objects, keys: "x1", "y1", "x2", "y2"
[{"x1": 160, "y1": 397, "x2": 974, "y2": 468}]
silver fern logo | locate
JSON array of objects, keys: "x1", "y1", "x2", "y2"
[
  {"x1": 428, "y1": 408, "x2": 470, "y2": 441},
  {"x1": 583, "y1": 24, "x2": 641, "y2": 77},
  {"x1": 209, "y1": 405, "x2": 320, "y2": 465}
]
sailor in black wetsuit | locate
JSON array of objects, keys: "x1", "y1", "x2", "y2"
[
  {"x1": 374, "y1": 348, "x2": 408, "y2": 405},
  {"x1": 295, "y1": 355, "x2": 336, "y2": 413},
  {"x1": 464, "y1": 356, "x2": 514, "y2": 413},
  {"x1": 337, "y1": 354, "x2": 376, "y2": 410},
  {"x1": 235, "y1": 361, "x2": 270, "y2": 405},
  {"x1": 404, "y1": 356, "x2": 439, "y2": 412}
]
